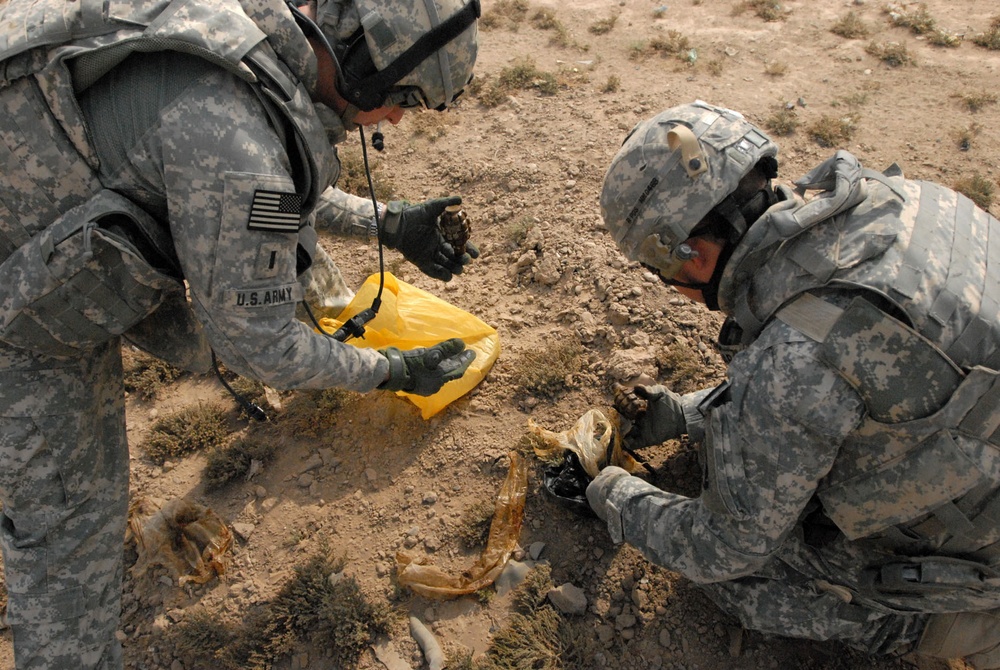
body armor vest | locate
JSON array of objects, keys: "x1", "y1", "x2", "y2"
[
  {"x1": 0, "y1": 0, "x2": 336, "y2": 359},
  {"x1": 718, "y1": 152, "x2": 1000, "y2": 566}
]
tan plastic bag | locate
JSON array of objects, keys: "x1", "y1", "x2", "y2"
[
  {"x1": 528, "y1": 408, "x2": 643, "y2": 477},
  {"x1": 319, "y1": 272, "x2": 500, "y2": 419},
  {"x1": 128, "y1": 497, "x2": 233, "y2": 586},
  {"x1": 396, "y1": 452, "x2": 527, "y2": 599}
]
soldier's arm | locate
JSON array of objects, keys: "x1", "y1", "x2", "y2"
[
  {"x1": 592, "y1": 328, "x2": 865, "y2": 583},
  {"x1": 313, "y1": 186, "x2": 381, "y2": 240},
  {"x1": 112, "y1": 57, "x2": 388, "y2": 391}
]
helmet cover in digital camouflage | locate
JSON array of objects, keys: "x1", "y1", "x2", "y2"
[
  {"x1": 316, "y1": 0, "x2": 478, "y2": 111},
  {"x1": 600, "y1": 101, "x2": 778, "y2": 278}
]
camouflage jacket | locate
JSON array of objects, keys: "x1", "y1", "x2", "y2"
[
  {"x1": 0, "y1": 0, "x2": 389, "y2": 390},
  {"x1": 596, "y1": 152, "x2": 1000, "y2": 613}
]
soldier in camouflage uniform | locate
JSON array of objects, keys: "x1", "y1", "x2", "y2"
[
  {"x1": 587, "y1": 101, "x2": 1000, "y2": 667},
  {"x1": 0, "y1": 0, "x2": 480, "y2": 666}
]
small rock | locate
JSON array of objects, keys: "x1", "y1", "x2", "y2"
[
  {"x1": 495, "y1": 560, "x2": 532, "y2": 596},
  {"x1": 615, "y1": 613, "x2": 637, "y2": 630},
  {"x1": 261, "y1": 497, "x2": 279, "y2": 513},
  {"x1": 422, "y1": 492, "x2": 438, "y2": 505},
  {"x1": 365, "y1": 468, "x2": 378, "y2": 482},
  {"x1": 301, "y1": 453, "x2": 324, "y2": 472},
  {"x1": 528, "y1": 542, "x2": 546, "y2": 560},
  {"x1": 659, "y1": 628, "x2": 672, "y2": 648},
  {"x1": 547, "y1": 583, "x2": 588, "y2": 615},
  {"x1": 597, "y1": 624, "x2": 615, "y2": 644},
  {"x1": 297, "y1": 473, "x2": 314, "y2": 488},
  {"x1": 233, "y1": 521, "x2": 255, "y2": 542}
]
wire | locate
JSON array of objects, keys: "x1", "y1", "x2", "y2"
[{"x1": 212, "y1": 352, "x2": 268, "y2": 422}]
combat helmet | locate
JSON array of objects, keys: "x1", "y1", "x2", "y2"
[
  {"x1": 316, "y1": 0, "x2": 480, "y2": 112},
  {"x1": 600, "y1": 101, "x2": 778, "y2": 280}
]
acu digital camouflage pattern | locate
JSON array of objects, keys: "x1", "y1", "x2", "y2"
[
  {"x1": 0, "y1": 339, "x2": 129, "y2": 669},
  {"x1": 0, "y1": 0, "x2": 404, "y2": 666},
  {"x1": 317, "y1": 0, "x2": 478, "y2": 110},
  {"x1": 599, "y1": 101, "x2": 778, "y2": 278},
  {"x1": 591, "y1": 146, "x2": 1000, "y2": 661}
]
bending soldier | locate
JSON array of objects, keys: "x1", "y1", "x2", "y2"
[
  {"x1": 0, "y1": 0, "x2": 480, "y2": 666},
  {"x1": 589, "y1": 100, "x2": 1000, "y2": 667}
]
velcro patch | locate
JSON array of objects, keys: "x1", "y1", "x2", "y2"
[
  {"x1": 229, "y1": 283, "x2": 301, "y2": 309},
  {"x1": 247, "y1": 190, "x2": 302, "y2": 232}
]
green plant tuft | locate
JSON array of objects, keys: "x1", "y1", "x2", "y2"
[
  {"x1": 512, "y1": 339, "x2": 583, "y2": 398},
  {"x1": 203, "y1": 436, "x2": 277, "y2": 491},
  {"x1": 807, "y1": 113, "x2": 858, "y2": 147},
  {"x1": 142, "y1": 403, "x2": 230, "y2": 464},
  {"x1": 954, "y1": 174, "x2": 996, "y2": 212}
]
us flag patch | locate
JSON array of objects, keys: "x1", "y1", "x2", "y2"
[{"x1": 247, "y1": 190, "x2": 302, "y2": 232}]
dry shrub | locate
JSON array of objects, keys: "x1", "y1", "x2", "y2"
[
  {"x1": 512, "y1": 339, "x2": 583, "y2": 398},
  {"x1": 808, "y1": 113, "x2": 858, "y2": 147},
  {"x1": 530, "y1": 7, "x2": 559, "y2": 30},
  {"x1": 866, "y1": 41, "x2": 913, "y2": 66},
  {"x1": 408, "y1": 111, "x2": 461, "y2": 141},
  {"x1": 656, "y1": 340, "x2": 715, "y2": 393},
  {"x1": 142, "y1": 403, "x2": 230, "y2": 464},
  {"x1": 601, "y1": 74, "x2": 621, "y2": 93},
  {"x1": 475, "y1": 607, "x2": 562, "y2": 670},
  {"x1": 480, "y1": 0, "x2": 529, "y2": 30},
  {"x1": 958, "y1": 91, "x2": 999, "y2": 113},
  {"x1": 167, "y1": 551, "x2": 393, "y2": 670},
  {"x1": 831, "y1": 11, "x2": 870, "y2": 39},
  {"x1": 954, "y1": 174, "x2": 996, "y2": 211},
  {"x1": 763, "y1": 60, "x2": 788, "y2": 77},
  {"x1": 952, "y1": 123, "x2": 981, "y2": 151},
  {"x1": 203, "y1": 436, "x2": 277, "y2": 492},
  {"x1": 589, "y1": 15, "x2": 617, "y2": 35},
  {"x1": 649, "y1": 30, "x2": 691, "y2": 56},
  {"x1": 765, "y1": 107, "x2": 800, "y2": 136},
  {"x1": 927, "y1": 28, "x2": 961, "y2": 47},
  {"x1": 972, "y1": 16, "x2": 1000, "y2": 49},
  {"x1": 887, "y1": 3, "x2": 936, "y2": 34},
  {"x1": 732, "y1": 0, "x2": 786, "y2": 22},
  {"x1": 123, "y1": 347, "x2": 182, "y2": 400},
  {"x1": 511, "y1": 563, "x2": 554, "y2": 613},
  {"x1": 277, "y1": 387, "x2": 356, "y2": 437},
  {"x1": 474, "y1": 58, "x2": 560, "y2": 107}
]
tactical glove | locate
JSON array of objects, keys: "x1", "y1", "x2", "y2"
[
  {"x1": 381, "y1": 197, "x2": 479, "y2": 281},
  {"x1": 378, "y1": 338, "x2": 475, "y2": 396},
  {"x1": 613, "y1": 383, "x2": 687, "y2": 448}
]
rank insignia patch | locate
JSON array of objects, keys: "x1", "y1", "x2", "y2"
[{"x1": 247, "y1": 190, "x2": 302, "y2": 232}]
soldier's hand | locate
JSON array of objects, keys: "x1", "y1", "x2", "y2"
[
  {"x1": 613, "y1": 383, "x2": 687, "y2": 448},
  {"x1": 378, "y1": 338, "x2": 475, "y2": 396},
  {"x1": 381, "y1": 197, "x2": 474, "y2": 281}
]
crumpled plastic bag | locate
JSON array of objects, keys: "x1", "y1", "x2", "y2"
[
  {"x1": 528, "y1": 408, "x2": 643, "y2": 478},
  {"x1": 319, "y1": 272, "x2": 500, "y2": 419},
  {"x1": 127, "y1": 497, "x2": 233, "y2": 586},
  {"x1": 396, "y1": 452, "x2": 527, "y2": 599}
]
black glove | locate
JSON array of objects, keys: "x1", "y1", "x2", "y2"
[
  {"x1": 378, "y1": 338, "x2": 476, "y2": 396},
  {"x1": 381, "y1": 197, "x2": 478, "y2": 281},
  {"x1": 613, "y1": 383, "x2": 687, "y2": 448}
]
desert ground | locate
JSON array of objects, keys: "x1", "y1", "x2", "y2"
[{"x1": 2, "y1": 0, "x2": 1000, "y2": 668}]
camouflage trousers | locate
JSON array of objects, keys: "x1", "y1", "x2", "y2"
[
  {"x1": 0, "y1": 339, "x2": 128, "y2": 669},
  {"x1": 697, "y1": 558, "x2": 928, "y2": 657}
]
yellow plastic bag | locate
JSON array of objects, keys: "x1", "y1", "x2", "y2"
[{"x1": 318, "y1": 272, "x2": 500, "y2": 419}]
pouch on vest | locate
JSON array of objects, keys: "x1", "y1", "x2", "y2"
[{"x1": 0, "y1": 190, "x2": 182, "y2": 358}]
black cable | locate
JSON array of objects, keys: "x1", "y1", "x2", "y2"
[{"x1": 212, "y1": 352, "x2": 268, "y2": 421}]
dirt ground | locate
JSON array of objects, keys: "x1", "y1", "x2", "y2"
[{"x1": 2, "y1": 0, "x2": 1000, "y2": 668}]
